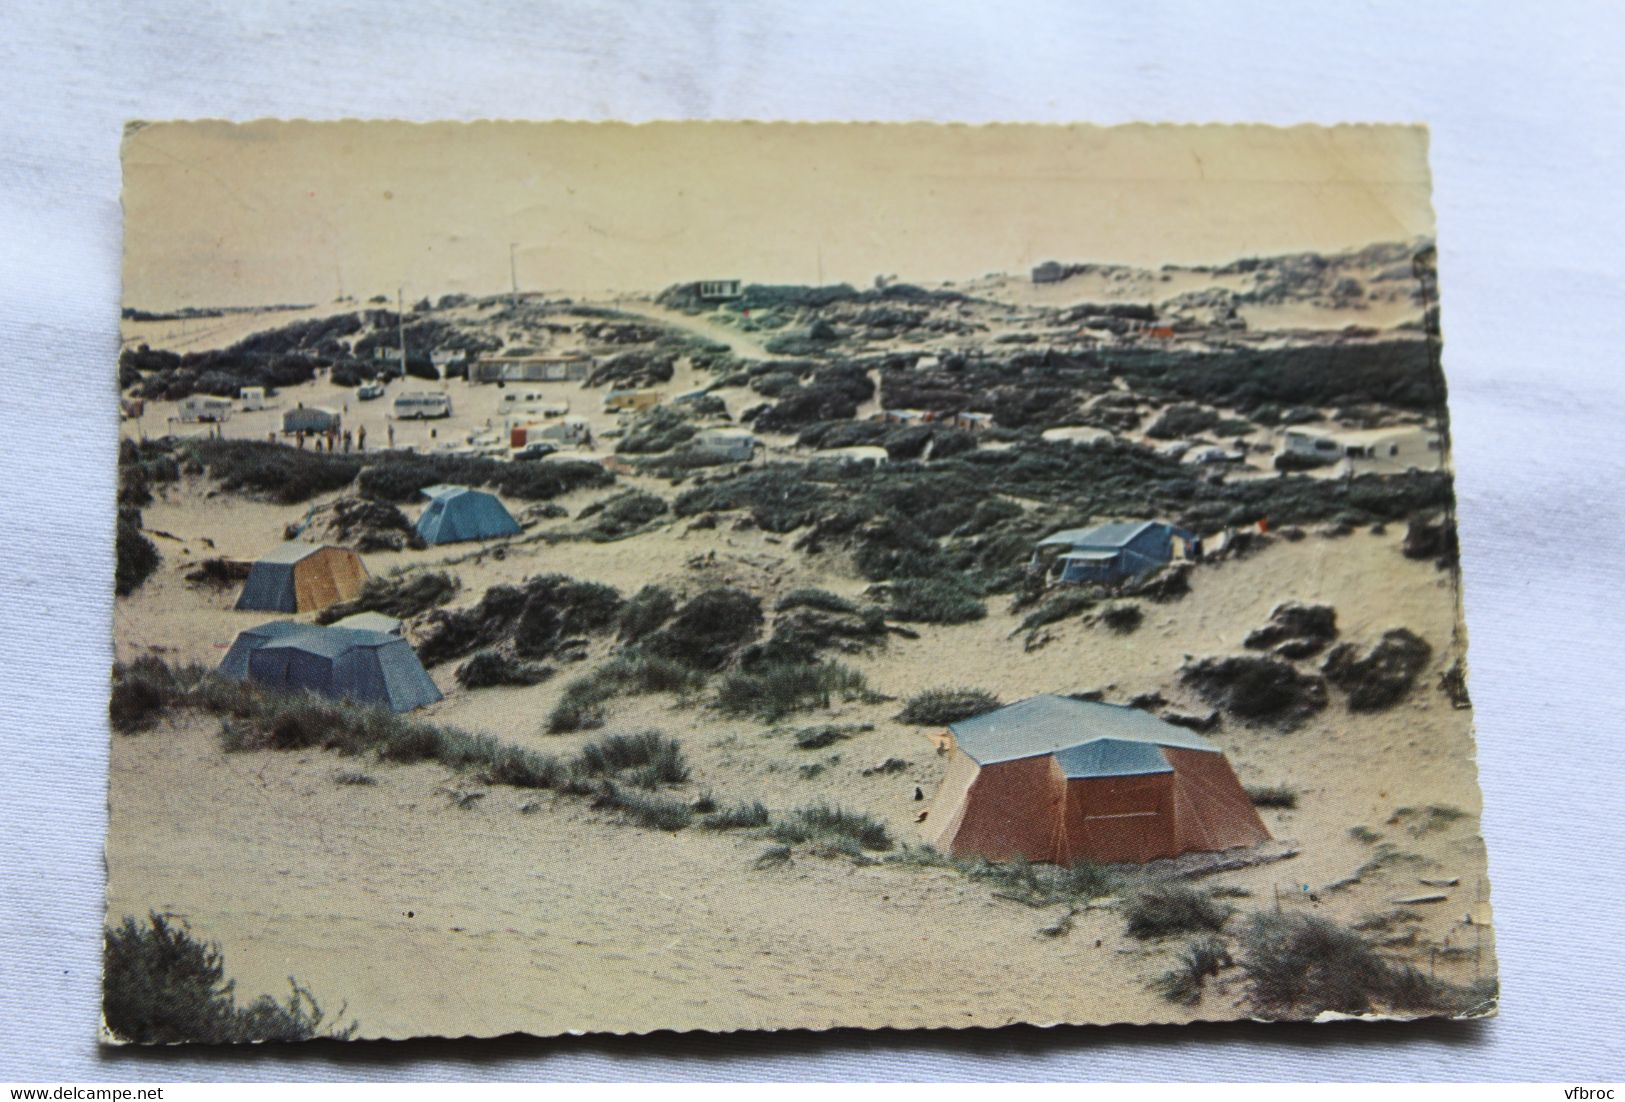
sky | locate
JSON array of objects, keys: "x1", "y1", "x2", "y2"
[{"x1": 121, "y1": 121, "x2": 1436, "y2": 310}]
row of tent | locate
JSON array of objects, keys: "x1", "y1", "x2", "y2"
[
  {"x1": 219, "y1": 485, "x2": 1270, "y2": 867},
  {"x1": 234, "y1": 486, "x2": 522, "y2": 614}
]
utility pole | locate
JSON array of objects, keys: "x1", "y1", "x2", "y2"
[
  {"x1": 397, "y1": 286, "x2": 407, "y2": 376},
  {"x1": 509, "y1": 242, "x2": 519, "y2": 302}
]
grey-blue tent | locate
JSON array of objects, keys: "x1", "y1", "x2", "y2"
[
  {"x1": 218, "y1": 621, "x2": 443, "y2": 712},
  {"x1": 1035, "y1": 520, "x2": 1197, "y2": 586},
  {"x1": 415, "y1": 484, "x2": 522, "y2": 545}
]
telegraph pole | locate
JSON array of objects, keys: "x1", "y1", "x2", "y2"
[
  {"x1": 397, "y1": 286, "x2": 407, "y2": 376},
  {"x1": 509, "y1": 242, "x2": 519, "y2": 302}
]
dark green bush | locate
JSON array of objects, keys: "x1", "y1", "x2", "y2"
[
  {"x1": 195, "y1": 440, "x2": 359, "y2": 505},
  {"x1": 714, "y1": 661, "x2": 870, "y2": 722},
  {"x1": 701, "y1": 801, "x2": 772, "y2": 830},
  {"x1": 776, "y1": 588, "x2": 859, "y2": 615},
  {"x1": 643, "y1": 587, "x2": 764, "y2": 671},
  {"x1": 103, "y1": 913, "x2": 356, "y2": 1044},
  {"x1": 770, "y1": 803, "x2": 893, "y2": 852},
  {"x1": 1154, "y1": 936, "x2": 1233, "y2": 1006},
  {"x1": 618, "y1": 585, "x2": 678, "y2": 642},
  {"x1": 596, "y1": 786, "x2": 694, "y2": 831},
  {"x1": 577, "y1": 491, "x2": 668, "y2": 540},
  {"x1": 115, "y1": 509, "x2": 161, "y2": 597},
  {"x1": 1239, "y1": 911, "x2": 1486, "y2": 1018},
  {"x1": 109, "y1": 658, "x2": 197, "y2": 733},
  {"x1": 317, "y1": 571, "x2": 459, "y2": 624},
  {"x1": 1123, "y1": 885, "x2": 1232, "y2": 940},
  {"x1": 1247, "y1": 785, "x2": 1299, "y2": 809},
  {"x1": 575, "y1": 731, "x2": 690, "y2": 785},
  {"x1": 1100, "y1": 602, "x2": 1143, "y2": 634},
  {"x1": 885, "y1": 578, "x2": 986, "y2": 624},
  {"x1": 895, "y1": 687, "x2": 1001, "y2": 726},
  {"x1": 455, "y1": 650, "x2": 552, "y2": 689}
]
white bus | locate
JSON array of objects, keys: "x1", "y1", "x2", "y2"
[
  {"x1": 393, "y1": 392, "x2": 453, "y2": 420},
  {"x1": 178, "y1": 395, "x2": 233, "y2": 423}
]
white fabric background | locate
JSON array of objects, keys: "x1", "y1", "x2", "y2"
[{"x1": 2, "y1": 0, "x2": 1622, "y2": 1082}]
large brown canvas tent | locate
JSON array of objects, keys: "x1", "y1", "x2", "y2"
[
  {"x1": 234, "y1": 543, "x2": 368, "y2": 614},
  {"x1": 926, "y1": 695, "x2": 1269, "y2": 865}
]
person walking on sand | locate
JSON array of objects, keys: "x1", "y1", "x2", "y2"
[
  {"x1": 296, "y1": 430, "x2": 305, "y2": 450},
  {"x1": 358, "y1": 425, "x2": 367, "y2": 452},
  {"x1": 387, "y1": 424, "x2": 395, "y2": 448}
]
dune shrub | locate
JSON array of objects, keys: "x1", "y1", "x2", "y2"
[
  {"x1": 895, "y1": 688, "x2": 1000, "y2": 726},
  {"x1": 455, "y1": 650, "x2": 551, "y2": 689},
  {"x1": 103, "y1": 913, "x2": 356, "y2": 1044},
  {"x1": 701, "y1": 801, "x2": 772, "y2": 830},
  {"x1": 115, "y1": 509, "x2": 161, "y2": 597},
  {"x1": 770, "y1": 803, "x2": 893, "y2": 852},
  {"x1": 885, "y1": 577, "x2": 986, "y2": 624},
  {"x1": 1154, "y1": 936, "x2": 1233, "y2": 1006},
  {"x1": 714, "y1": 661, "x2": 870, "y2": 722},
  {"x1": 1123, "y1": 885, "x2": 1232, "y2": 940},
  {"x1": 1239, "y1": 911, "x2": 1487, "y2": 1018}
]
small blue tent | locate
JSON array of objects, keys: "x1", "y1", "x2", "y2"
[
  {"x1": 218, "y1": 621, "x2": 443, "y2": 712},
  {"x1": 415, "y1": 484, "x2": 522, "y2": 545},
  {"x1": 1036, "y1": 520, "x2": 1197, "y2": 585}
]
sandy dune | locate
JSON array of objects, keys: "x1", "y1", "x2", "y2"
[{"x1": 111, "y1": 469, "x2": 1493, "y2": 1038}]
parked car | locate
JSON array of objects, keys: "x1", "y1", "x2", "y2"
[
  {"x1": 357, "y1": 382, "x2": 385, "y2": 401},
  {"x1": 513, "y1": 442, "x2": 559, "y2": 461}
]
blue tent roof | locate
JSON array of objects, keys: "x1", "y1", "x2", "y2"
[
  {"x1": 1053, "y1": 739, "x2": 1175, "y2": 778},
  {"x1": 415, "y1": 485, "x2": 522, "y2": 545},
  {"x1": 218, "y1": 621, "x2": 442, "y2": 712},
  {"x1": 1037, "y1": 520, "x2": 1196, "y2": 551},
  {"x1": 1038, "y1": 520, "x2": 1157, "y2": 549},
  {"x1": 948, "y1": 694, "x2": 1219, "y2": 776}
]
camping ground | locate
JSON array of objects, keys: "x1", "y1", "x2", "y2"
[{"x1": 108, "y1": 240, "x2": 1495, "y2": 1041}]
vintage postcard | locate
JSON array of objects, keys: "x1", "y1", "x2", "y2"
[{"x1": 108, "y1": 121, "x2": 1494, "y2": 1043}]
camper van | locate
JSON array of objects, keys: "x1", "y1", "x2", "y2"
[
  {"x1": 238, "y1": 386, "x2": 266, "y2": 411},
  {"x1": 695, "y1": 429, "x2": 756, "y2": 462},
  {"x1": 527, "y1": 416, "x2": 592, "y2": 446},
  {"x1": 282, "y1": 406, "x2": 341, "y2": 435},
  {"x1": 392, "y1": 392, "x2": 453, "y2": 420},
  {"x1": 178, "y1": 396, "x2": 233, "y2": 423},
  {"x1": 604, "y1": 388, "x2": 661, "y2": 414}
]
